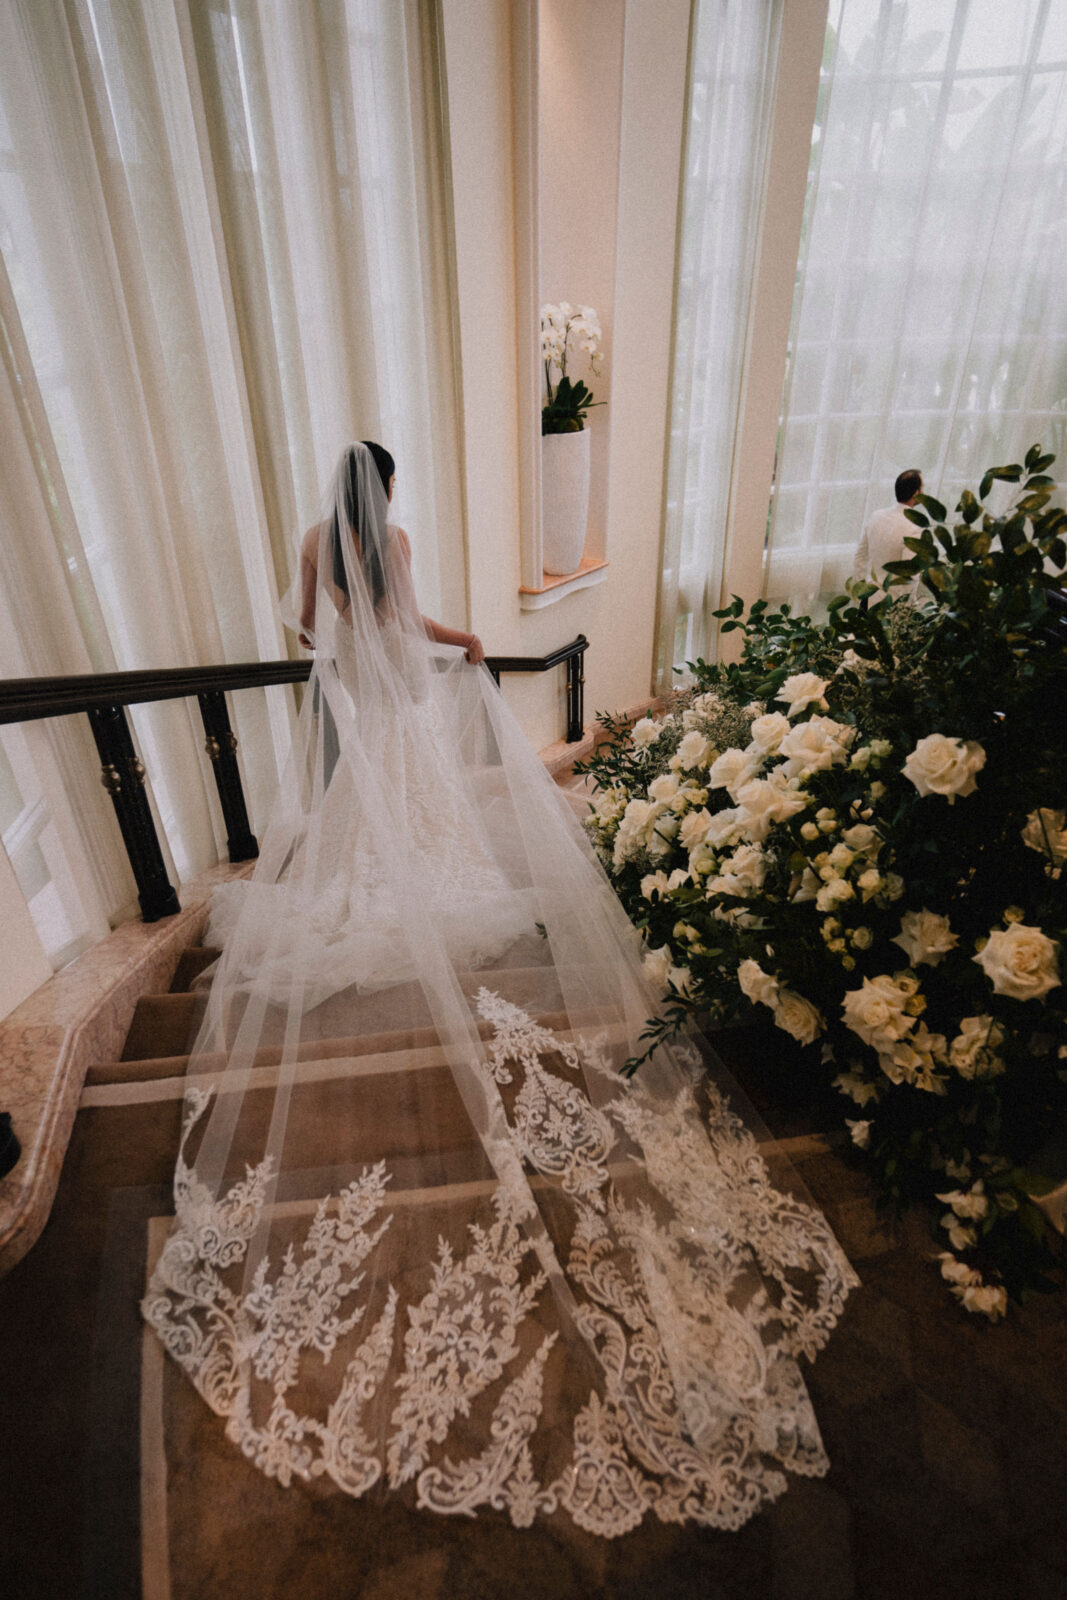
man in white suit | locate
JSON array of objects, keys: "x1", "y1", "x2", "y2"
[{"x1": 853, "y1": 468, "x2": 923, "y2": 598}]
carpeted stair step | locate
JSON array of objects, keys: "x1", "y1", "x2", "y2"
[
  {"x1": 87, "y1": 1005, "x2": 591, "y2": 1089},
  {"x1": 169, "y1": 946, "x2": 219, "y2": 992},
  {"x1": 120, "y1": 993, "x2": 206, "y2": 1061}
]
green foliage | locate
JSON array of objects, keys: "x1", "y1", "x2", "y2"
[
  {"x1": 583, "y1": 447, "x2": 1067, "y2": 1316},
  {"x1": 541, "y1": 375, "x2": 604, "y2": 435}
]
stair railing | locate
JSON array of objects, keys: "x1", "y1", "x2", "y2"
[{"x1": 0, "y1": 637, "x2": 588, "y2": 923}]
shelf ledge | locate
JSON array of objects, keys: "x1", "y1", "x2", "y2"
[{"x1": 519, "y1": 557, "x2": 609, "y2": 611}]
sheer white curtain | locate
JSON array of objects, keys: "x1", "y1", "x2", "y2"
[
  {"x1": 767, "y1": 0, "x2": 1067, "y2": 605},
  {"x1": 655, "y1": 0, "x2": 783, "y2": 691},
  {"x1": 0, "y1": 0, "x2": 463, "y2": 971}
]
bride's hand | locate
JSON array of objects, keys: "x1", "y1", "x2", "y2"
[{"x1": 464, "y1": 634, "x2": 485, "y2": 665}]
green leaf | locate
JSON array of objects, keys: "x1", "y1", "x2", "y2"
[
  {"x1": 917, "y1": 492, "x2": 947, "y2": 522},
  {"x1": 957, "y1": 490, "x2": 981, "y2": 525}
]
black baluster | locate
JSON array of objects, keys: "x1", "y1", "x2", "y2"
[
  {"x1": 87, "y1": 704, "x2": 180, "y2": 921},
  {"x1": 565, "y1": 638, "x2": 586, "y2": 743},
  {"x1": 197, "y1": 690, "x2": 259, "y2": 862}
]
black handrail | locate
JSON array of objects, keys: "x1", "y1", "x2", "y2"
[
  {"x1": 0, "y1": 637, "x2": 588, "y2": 922},
  {"x1": 0, "y1": 660, "x2": 313, "y2": 722}
]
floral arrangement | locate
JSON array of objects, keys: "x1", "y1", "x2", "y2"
[
  {"x1": 578, "y1": 447, "x2": 1067, "y2": 1317},
  {"x1": 540, "y1": 302, "x2": 604, "y2": 434}
]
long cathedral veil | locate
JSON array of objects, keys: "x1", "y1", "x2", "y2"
[{"x1": 143, "y1": 443, "x2": 856, "y2": 1534}]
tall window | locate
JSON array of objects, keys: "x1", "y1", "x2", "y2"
[
  {"x1": 767, "y1": 0, "x2": 1067, "y2": 604},
  {"x1": 656, "y1": 0, "x2": 783, "y2": 687}
]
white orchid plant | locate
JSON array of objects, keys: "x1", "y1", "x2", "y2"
[
  {"x1": 578, "y1": 446, "x2": 1067, "y2": 1319},
  {"x1": 540, "y1": 302, "x2": 604, "y2": 435}
]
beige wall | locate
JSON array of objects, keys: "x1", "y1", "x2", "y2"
[{"x1": 440, "y1": 0, "x2": 691, "y2": 750}]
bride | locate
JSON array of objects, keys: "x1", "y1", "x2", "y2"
[{"x1": 143, "y1": 442, "x2": 856, "y2": 1536}]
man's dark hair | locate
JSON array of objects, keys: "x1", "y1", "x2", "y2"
[{"x1": 895, "y1": 469, "x2": 922, "y2": 504}]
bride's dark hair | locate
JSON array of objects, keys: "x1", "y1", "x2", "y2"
[{"x1": 330, "y1": 440, "x2": 395, "y2": 610}]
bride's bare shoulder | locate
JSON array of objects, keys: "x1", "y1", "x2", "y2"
[{"x1": 300, "y1": 523, "x2": 324, "y2": 564}]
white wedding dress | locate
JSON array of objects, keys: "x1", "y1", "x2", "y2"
[{"x1": 143, "y1": 445, "x2": 856, "y2": 1535}]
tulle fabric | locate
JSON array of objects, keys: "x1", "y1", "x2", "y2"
[{"x1": 143, "y1": 444, "x2": 857, "y2": 1534}]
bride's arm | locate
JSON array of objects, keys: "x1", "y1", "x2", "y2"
[
  {"x1": 394, "y1": 527, "x2": 485, "y2": 663},
  {"x1": 298, "y1": 527, "x2": 318, "y2": 647}
]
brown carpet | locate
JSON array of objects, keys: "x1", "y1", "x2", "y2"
[{"x1": 2, "y1": 951, "x2": 1066, "y2": 1600}]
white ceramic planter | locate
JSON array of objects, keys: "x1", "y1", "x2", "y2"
[{"x1": 541, "y1": 429, "x2": 590, "y2": 575}]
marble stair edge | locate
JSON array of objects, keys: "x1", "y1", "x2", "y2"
[{"x1": 0, "y1": 860, "x2": 253, "y2": 1276}]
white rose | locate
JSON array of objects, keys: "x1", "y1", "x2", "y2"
[
  {"x1": 790, "y1": 866, "x2": 820, "y2": 903},
  {"x1": 747, "y1": 711, "x2": 791, "y2": 753},
  {"x1": 960, "y1": 1282, "x2": 1008, "y2": 1320},
  {"x1": 613, "y1": 797, "x2": 666, "y2": 866},
  {"x1": 935, "y1": 1181, "x2": 989, "y2": 1221},
  {"x1": 689, "y1": 691, "x2": 723, "y2": 718},
  {"x1": 816, "y1": 877, "x2": 855, "y2": 911},
  {"x1": 892, "y1": 909, "x2": 958, "y2": 967},
  {"x1": 640, "y1": 871, "x2": 670, "y2": 901},
  {"x1": 833, "y1": 1071, "x2": 881, "y2": 1106},
  {"x1": 774, "y1": 989, "x2": 824, "y2": 1045},
  {"x1": 630, "y1": 717, "x2": 662, "y2": 750},
  {"x1": 776, "y1": 672, "x2": 830, "y2": 719},
  {"x1": 845, "y1": 1118, "x2": 871, "y2": 1148},
  {"x1": 941, "y1": 1214, "x2": 977, "y2": 1252},
  {"x1": 939, "y1": 1252, "x2": 979, "y2": 1288},
  {"x1": 948, "y1": 1015, "x2": 1005, "y2": 1079},
  {"x1": 1022, "y1": 808, "x2": 1067, "y2": 865},
  {"x1": 778, "y1": 715, "x2": 854, "y2": 776},
  {"x1": 974, "y1": 923, "x2": 1060, "y2": 1001},
  {"x1": 646, "y1": 822, "x2": 676, "y2": 860},
  {"x1": 688, "y1": 842, "x2": 717, "y2": 876},
  {"x1": 676, "y1": 729, "x2": 713, "y2": 770},
  {"x1": 857, "y1": 868, "x2": 883, "y2": 902},
  {"x1": 841, "y1": 974, "x2": 916, "y2": 1048},
  {"x1": 737, "y1": 959, "x2": 779, "y2": 1009},
  {"x1": 705, "y1": 807, "x2": 745, "y2": 849},
  {"x1": 642, "y1": 945, "x2": 673, "y2": 987},
  {"x1": 718, "y1": 843, "x2": 767, "y2": 896},
  {"x1": 708, "y1": 747, "x2": 756, "y2": 797},
  {"x1": 842, "y1": 823, "x2": 879, "y2": 854},
  {"x1": 648, "y1": 773, "x2": 680, "y2": 802},
  {"x1": 621, "y1": 797, "x2": 654, "y2": 833},
  {"x1": 678, "y1": 808, "x2": 712, "y2": 852},
  {"x1": 735, "y1": 778, "x2": 808, "y2": 842},
  {"x1": 668, "y1": 964, "x2": 693, "y2": 996},
  {"x1": 902, "y1": 734, "x2": 986, "y2": 803}
]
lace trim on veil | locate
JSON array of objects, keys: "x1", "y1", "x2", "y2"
[{"x1": 144, "y1": 993, "x2": 856, "y2": 1536}]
